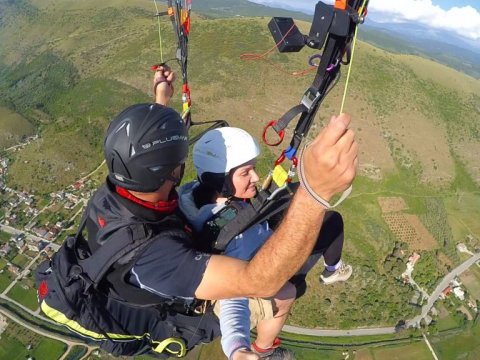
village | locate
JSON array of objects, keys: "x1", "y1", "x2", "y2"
[
  {"x1": 0, "y1": 148, "x2": 100, "y2": 307},
  {"x1": 400, "y1": 248, "x2": 480, "y2": 331}
]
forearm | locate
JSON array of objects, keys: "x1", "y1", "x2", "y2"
[
  {"x1": 155, "y1": 92, "x2": 170, "y2": 106},
  {"x1": 243, "y1": 187, "x2": 326, "y2": 296},
  {"x1": 219, "y1": 298, "x2": 251, "y2": 359}
]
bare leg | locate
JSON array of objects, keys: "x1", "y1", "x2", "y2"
[{"x1": 253, "y1": 282, "x2": 296, "y2": 349}]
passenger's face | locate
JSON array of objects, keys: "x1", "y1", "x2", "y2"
[{"x1": 230, "y1": 161, "x2": 259, "y2": 199}]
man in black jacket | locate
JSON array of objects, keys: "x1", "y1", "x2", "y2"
[{"x1": 64, "y1": 67, "x2": 358, "y2": 359}]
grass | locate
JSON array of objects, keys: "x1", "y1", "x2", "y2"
[
  {"x1": 370, "y1": 341, "x2": 432, "y2": 360},
  {"x1": 0, "y1": 106, "x2": 34, "y2": 150},
  {"x1": 0, "y1": 321, "x2": 66, "y2": 360},
  {"x1": 8, "y1": 280, "x2": 39, "y2": 311},
  {"x1": 0, "y1": 335, "x2": 29, "y2": 360},
  {"x1": 10, "y1": 253, "x2": 30, "y2": 268},
  {"x1": 31, "y1": 338, "x2": 67, "y2": 360},
  {"x1": 0, "y1": 258, "x2": 8, "y2": 269},
  {"x1": 0, "y1": 272, "x2": 13, "y2": 293},
  {"x1": 431, "y1": 322, "x2": 480, "y2": 359},
  {"x1": 436, "y1": 314, "x2": 462, "y2": 332},
  {"x1": 0, "y1": 230, "x2": 10, "y2": 242},
  {"x1": 460, "y1": 267, "x2": 480, "y2": 301}
]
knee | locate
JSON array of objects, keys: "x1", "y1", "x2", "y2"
[
  {"x1": 326, "y1": 211, "x2": 344, "y2": 231},
  {"x1": 272, "y1": 282, "x2": 296, "y2": 317}
]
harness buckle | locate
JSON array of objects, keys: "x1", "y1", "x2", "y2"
[{"x1": 301, "y1": 87, "x2": 322, "y2": 111}]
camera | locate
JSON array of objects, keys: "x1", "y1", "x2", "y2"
[{"x1": 268, "y1": 1, "x2": 353, "y2": 53}]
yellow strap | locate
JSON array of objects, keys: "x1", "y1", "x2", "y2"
[
  {"x1": 41, "y1": 301, "x2": 140, "y2": 340},
  {"x1": 152, "y1": 337, "x2": 187, "y2": 358},
  {"x1": 272, "y1": 165, "x2": 288, "y2": 187}
]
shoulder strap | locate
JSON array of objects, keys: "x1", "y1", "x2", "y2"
[
  {"x1": 77, "y1": 222, "x2": 150, "y2": 287},
  {"x1": 212, "y1": 184, "x2": 297, "y2": 250},
  {"x1": 72, "y1": 206, "x2": 183, "y2": 290}
]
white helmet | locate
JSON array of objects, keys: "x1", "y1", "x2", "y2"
[{"x1": 193, "y1": 127, "x2": 260, "y2": 195}]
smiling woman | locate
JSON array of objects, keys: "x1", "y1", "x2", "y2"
[{"x1": 0, "y1": 107, "x2": 35, "y2": 150}]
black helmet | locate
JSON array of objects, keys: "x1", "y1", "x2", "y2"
[{"x1": 104, "y1": 104, "x2": 188, "y2": 192}]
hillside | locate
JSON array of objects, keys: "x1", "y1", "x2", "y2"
[{"x1": 1, "y1": 0, "x2": 480, "y2": 336}]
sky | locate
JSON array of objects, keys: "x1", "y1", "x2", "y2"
[{"x1": 247, "y1": 0, "x2": 480, "y2": 42}]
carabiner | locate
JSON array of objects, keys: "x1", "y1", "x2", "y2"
[
  {"x1": 275, "y1": 151, "x2": 286, "y2": 166},
  {"x1": 262, "y1": 120, "x2": 285, "y2": 147}
]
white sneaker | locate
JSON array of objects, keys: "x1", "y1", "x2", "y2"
[{"x1": 320, "y1": 263, "x2": 353, "y2": 285}]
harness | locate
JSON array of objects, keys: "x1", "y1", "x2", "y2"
[{"x1": 36, "y1": 186, "x2": 220, "y2": 358}]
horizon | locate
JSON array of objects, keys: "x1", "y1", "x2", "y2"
[{"x1": 247, "y1": 0, "x2": 480, "y2": 48}]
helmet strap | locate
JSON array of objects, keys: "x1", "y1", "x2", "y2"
[{"x1": 166, "y1": 163, "x2": 185, "y2": 186}]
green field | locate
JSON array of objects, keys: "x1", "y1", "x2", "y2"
[
  {"x1": 436, "y1": 314, "x2": 462, "y2": 332},
  {"x1": 0, "y1": 106, "x2": 35, "y2": 150},
  {"x1": 461, "y1": 266, "x2": 480, "y2": 301},
  {"x1": 0, "y1": 321, "x2": 66, "y2": 360},
  {"x1": 31, "y1": 338, "x2": 67, "y2": 360},
  {"x1": 8, "y1": 280, "x2": 39, "y2": 311},
  {"x1": 368, "y1": 341, "x2": 432, "y2": 360},
  {"x1": 431, "y1": 323, "x2": 480, "y2": 359},
  {"x1": 0, "y1": 258, "x2": 8, "y2": 269},
  {"x1": 0, "y1": 230, "x2": 11, "y2": 242},
  {"x1": 0, "y1": 272, "x2": 13, "y2": 293},
  {"x1": 11, "y1": 253, "x2": 31, "y2": 268}
]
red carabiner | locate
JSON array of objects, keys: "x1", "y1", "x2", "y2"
[
  {"x1": 291, "y1": 155, "x2": 298, "y2": 167},
  {"x1": 262, "y1": 120, "x2": 285, "y2": 147},
  {"x1": 275, "y1": 151, "x2": 286, "y2": 166}
]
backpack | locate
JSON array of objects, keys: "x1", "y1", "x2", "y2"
[{"x1": 35, "y1": 213, "x2": 219, "y2": 358}]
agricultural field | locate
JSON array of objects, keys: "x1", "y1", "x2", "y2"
[
  {"x1": 431, "y1": 322, "x2": 480, "y2": 360},
  {"x1": 10, "y1": 253, "x2": 30, "y2": 268},
  {"x1": 7, "y1": 278, "x2": 39, "y2": 311},
  {"x1": 460, "y1": 266, "x2": 480, "y2": 301},
  {"x1": 0, "y1": 231, "x2": 10, "y2": 243},
  {"x1": 0, "y1": 272, "x2": 13, "y2": 293},
  {"x1": 0, "y1": 321, "x2": 66, "y2": 360},
  {"x1": 355, "y1": 341, "x2": 432, "y2": 360},
  {"x1": 382, "y1": 212, "x2": 437, "y2": 251}
]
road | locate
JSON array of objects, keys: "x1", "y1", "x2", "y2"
[
  {"x1": 0, "y1": 223, "x2": 60, "y2": 251},
  {"x1": 284, "y1": 252, "x2": 480, "y2": 337},
  {"x1": 407, "y1": 252, "x2": 480, "y2": 328},
  {"x1": 282, "y1": 325, "x2": 396, "y2": 336},
  {"x1": 1, "y1": 251, "x2": 42, "y2": 295}
]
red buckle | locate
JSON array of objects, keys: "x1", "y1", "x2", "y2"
[{"x1": 263, "y1": 120, "x2": 285, "y2": 146}]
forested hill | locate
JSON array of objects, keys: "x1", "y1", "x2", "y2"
[{"x1": 0, "y1": 0, "x2": 479, "y2": 194}]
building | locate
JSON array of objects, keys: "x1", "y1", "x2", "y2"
[
  {"x1": 0, "y1": 243, "x2": 11, "y2": 256},
  {"x1": 7, "y1": 264, "x2": 20, "y2": 276},
  {"x1": 408, "y1": 252, "x2": 421, "y2": 266},
  {"x1": 453, "y1": 287, "x2": 465, "y2": 301},
  {"x1": 440, "y1": 286, "x2": 452, "y2": 299}
]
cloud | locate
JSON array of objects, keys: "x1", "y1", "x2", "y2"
[
  {"x1": 369, "y1": 0, "x2": 480, "y2": 41},
  {"x1": 248, "y1": 0, "x2": 480, "y2": 41}
]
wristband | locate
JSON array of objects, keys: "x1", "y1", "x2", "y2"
[{"x1": 298, "y1": 144, "x2": 352, "y2": 209}]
